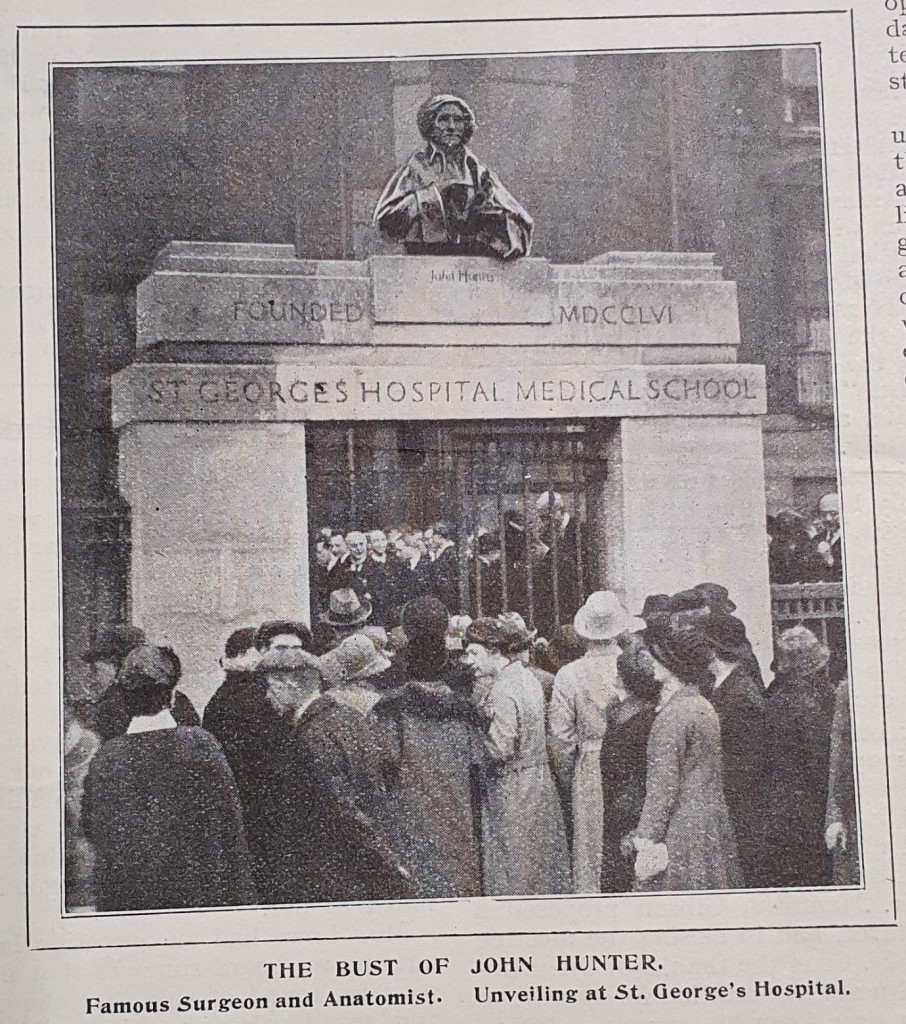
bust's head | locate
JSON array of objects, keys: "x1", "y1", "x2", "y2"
[{"x1": 417, "y1": 94, "x2": 476, "y2": 152}]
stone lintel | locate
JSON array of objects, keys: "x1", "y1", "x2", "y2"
[{"x1": 112, "y1": 362, "x2": 767, "y2": 428}]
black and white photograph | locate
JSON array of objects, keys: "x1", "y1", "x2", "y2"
[{"x1": 51, "y1": 46, "x2": 862, "y2": 917}]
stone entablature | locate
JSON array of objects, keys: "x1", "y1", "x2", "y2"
[{"x1": 136, "y1": 242, "x2": 740, "y2": 353}]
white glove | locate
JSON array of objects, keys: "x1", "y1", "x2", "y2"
[{"x1": 825, "y1": 822, "x2": 846, "y2": 852}]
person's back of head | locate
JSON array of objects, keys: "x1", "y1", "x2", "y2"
[
  {"x1": 117, "y1": 645, "x2": 179, "y2": 720},
  {"x1": 255, "y1": 620, "x2": 313, "y2": 653}
]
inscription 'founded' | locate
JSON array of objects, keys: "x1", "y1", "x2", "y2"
[{"x1": 232, "y1": 298, "x2": 364, "y2": 324}]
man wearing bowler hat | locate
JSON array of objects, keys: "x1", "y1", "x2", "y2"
[{"x1": 320, "y1": 587, "x2": 373, "y2": 644}]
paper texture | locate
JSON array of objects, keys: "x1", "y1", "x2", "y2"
[{"x1": 2, "y1": 0, "x2": 904, "y2": 1021}]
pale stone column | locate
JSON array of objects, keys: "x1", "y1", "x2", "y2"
[
  {"x1": 603, "y1": 416, "x2": 773, "y2": 674},
  {"x1": 118, "y1": 421, "x2": 309, "y2": 706}
]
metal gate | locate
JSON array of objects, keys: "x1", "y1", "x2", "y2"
[{"x1": 305, "y1": 421, "x2": 608, "y2": 632}]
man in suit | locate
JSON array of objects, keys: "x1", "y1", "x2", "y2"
[
  {"x1": 330, "y1": 531, "x2": 370, "y2": 602},
  {"x1": 428, "y1": 521, "x2": 459, "y2": 613},
  {"x1": 533, "y1": 492, "x2": 581, "y2": 636},
  {"x1": 366, "y1": 529, "x2": 404, "y2": 626}
]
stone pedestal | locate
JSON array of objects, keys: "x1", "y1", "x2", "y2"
[{"x1": 118, "y1": 422, "x2": 309, "y2": 691}]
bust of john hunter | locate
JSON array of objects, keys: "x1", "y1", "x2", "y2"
[{"x1": 372, "y1": 94, "x2": 533, "y2": 261}]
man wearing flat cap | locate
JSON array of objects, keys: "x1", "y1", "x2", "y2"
[
  {"x1": 257, "y1": 646, "x2": 418, "y2": 904},
  {"x1": 81, "y1": 645, "x2": 255, "y2": 911},
  {"x1": 463, "y1": 617, "x2": 567, "y2": 895},
  {"x1": 373, "y1": 94, "x2": 532, "y2": 260}
]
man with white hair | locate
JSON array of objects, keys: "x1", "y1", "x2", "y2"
[
  {"x1": 330, "y1": 530, "x2": 371, "y2": 602},
  {"x1": 533, "y1": 491, "x2": 581, "y2": 635},
  {"x1": 813, "y1": 492, "x2": 842, "y2": 582},
  {"x1": 366, "y1": 529, "x2": 402, "y2": 626}
]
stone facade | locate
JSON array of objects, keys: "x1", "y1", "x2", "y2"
[{"x1": 114, "y1": 247, "x2": 772, "y2": 686}]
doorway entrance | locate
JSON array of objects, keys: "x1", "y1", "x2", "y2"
[{"x1": 305, "y1": 419, "x2": 611, "y2": 631}]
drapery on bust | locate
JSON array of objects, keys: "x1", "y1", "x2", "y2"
[{"x1": 373, "y1": 94, "x2": 533, "y2": 261}]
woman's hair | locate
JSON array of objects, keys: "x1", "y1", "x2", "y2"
[
  {"x1": 120, "y1": 678, "x2": 175, "y2": 719},
  {"x1": 618, "y1": 642, "x2": 661, "y2": 704}
]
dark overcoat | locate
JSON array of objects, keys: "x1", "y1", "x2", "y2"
[
  {"x1": 706, "y1": 662, "x2": 767, "y2": 887},
  {"x1": 82, "y1": 726, "x2": 255, "y2": 911},
  {"x1": 825, "y1": 680, "x2": 859, "y2": 885},
  {"x1": 202, "y1": 671, "x2": 293, "y2": 897},
  {"x1": 599, "y1": 697, "x2": 656, "y2": 894},
  {"x1": 761, "y1": 671, "x2": 834, "y2": 888},
  {"x1": 262, "y1": 696, "x2": 419, "y2": 905},
  {"x1": 371, "y1": 680, "x2": 487, "y2": 897}
]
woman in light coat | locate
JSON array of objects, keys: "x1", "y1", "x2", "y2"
[
  {"x1": 627, "y1": 630, "x2": 742, "y2": 892},
  {"x1": 548, "y1": 592, "x2": 644, "y2": 892},
  {"x1": 464, "y1": 618, "x2": 569, "y2": 896}
]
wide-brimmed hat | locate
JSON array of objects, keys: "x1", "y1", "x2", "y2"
[
  {"x1": 117, "y1": 644, "x2": 176, "y2": 691},
  {"x1": 258, "y1": 646, "x2": 323, "y2": 678},
  {"x1": 645, "y1": 630, "x2": 714, "y2": 690},
  {"x1": 82, "y1": 624, "x2": 146, "y2": 666},
  {"x1": 698, "y1": 614, "x2": 750, "y2": 660},
  {"x1": 401, "y1": 595, "x2": 450, "y2": 641},
  {"x1": 692, "y1": 582, "x2": 737, "y2": 616},
  {"x1": 574, "y1": 591, "x2": 644, "y2": 641},
  {"x1": 774, "y1": 625, "x2": 830, "y2": 678},
  {"x1": 320, "y1": 634, "x2": 391, "y2": 686},
  {"x1": 319, "y1": 588, "x2": 372, "y2": 627}
]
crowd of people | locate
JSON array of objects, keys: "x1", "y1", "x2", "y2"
[
  {"x1": 313, "y1": 490, "x2": 582, "y2": 634},
  {"x1": 768, "y1": 492, "x2": 843, "y2": 584},
  {"x1": 64, "y1": 573, "x2": 858, "y2": 913}
]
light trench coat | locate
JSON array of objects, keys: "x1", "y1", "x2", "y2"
[
  {"x1": 548, "y1": 648, "x2": 623, "y2": 893},
  {"x1": 475, "y1": 660, "x2": 568, "y2": 895}
]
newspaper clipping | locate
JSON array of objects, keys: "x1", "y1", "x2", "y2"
[{"x1": 3, "y1": 1, "x2": 905, "y2": 1021}]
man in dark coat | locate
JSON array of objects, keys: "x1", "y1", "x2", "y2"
[
  {"x1": 533, "y1": 492, "x2": 582, "y2": 635},
  {"x1": 365, "y1": 530, "x2": 405, "y2": 627},
  {"x1": 698, "y1": 614, "x2": 767, "y2": 887},
  {"x1": 259, "y1": 647, "x2": 417, "y2": 904},
  {"x1": 825, "y1": 679, "x2": 859, "y2": 885},
  {"x1": 761, "y1": 626, "x2": 835, "y2": 888},
  {"x1": 372, "y1": 597, "x2": 487, "y2": 897},
  {"x1": 202, "y1": 627, "x2": 292, "y2": 897},
  {"x1": 330, "y1": 531, "x2": 371, "y2": 604},
  {"x1": 427, "y1": 522, "x2": 459, "y2": 614},
  {"x1": 82, "y1": 645, "x2": 255, "y2": 911}
]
